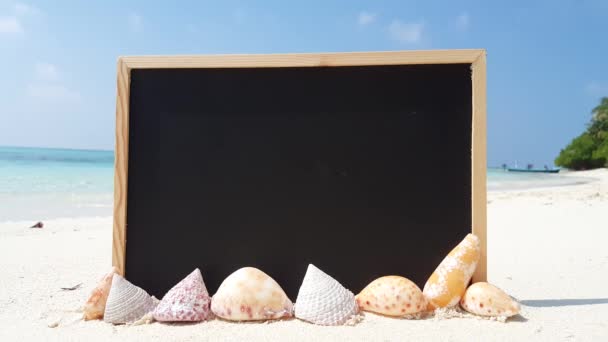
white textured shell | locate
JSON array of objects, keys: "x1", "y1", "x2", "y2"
[
  {"x1": 104, "y1": 274, "x2": 159, "y2": 324},
  {"x1": 210, "y1": 267, "x2": 293, "y2": 321},
  {"x1": 460, "y1": 282, "x2": 520, "y2": 318},
  {"x1": 294, "y1": 264, "x2": 358, "y2": 325}
]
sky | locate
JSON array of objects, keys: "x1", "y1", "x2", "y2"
[{"x1": 0, "y1": 0, "x2": 607, "y2": 166}]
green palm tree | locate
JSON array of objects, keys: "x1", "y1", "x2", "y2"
[
  {"x1": 555, "y1": 97, "x2": 608, "y2": 169},
  {"x1": 590, "y1": 97, "x2": 608, "y2": 140}
]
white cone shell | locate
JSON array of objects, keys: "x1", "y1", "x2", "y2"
[
  {"x1": 294, "y1": 264, "x2": 358, "y2": 325},
  {"x1": 104, "y1": 274, "x2": 158, "y2": 324}
]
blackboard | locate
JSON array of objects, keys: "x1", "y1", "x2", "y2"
[{"x1": 112, "y1": 51, "x2": 487, "y2": 299}]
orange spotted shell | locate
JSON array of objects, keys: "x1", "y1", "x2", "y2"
[
  {"x1": 460, "y1": 282, "x2": 520, "y2": 317},
  {"x1": 356, "y1": 276, "x2": 426, "y2": 316},
  {"x1": 423, "y1": 233, "x2": 481, "y2": 309}
]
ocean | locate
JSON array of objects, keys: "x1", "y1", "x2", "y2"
[
  {"x1": 0, "y1": 146, "x2": 114, "y2": 221},
  {"x1": 0, "y1": 146, "x2": 591, "y2": 222}
]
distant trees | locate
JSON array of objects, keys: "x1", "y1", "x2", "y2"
[{"x1": 555, "y1": 97, "x2": 608, "y2": 170}]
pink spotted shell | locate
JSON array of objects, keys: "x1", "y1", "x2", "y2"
[{"x1": 153, "y1": 268, "x2": 212, "y2": 322}]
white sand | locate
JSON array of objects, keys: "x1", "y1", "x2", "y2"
[{"x1": 1, "y1": 169, "x2": 607, "y2": 341}]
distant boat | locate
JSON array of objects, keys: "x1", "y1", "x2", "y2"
[
  {"x1": 503, "y1": 163, "x2": 560, "y2": 173},
  {"x1": 507, "y1": 168, "x2": 560, "y2": 174}
]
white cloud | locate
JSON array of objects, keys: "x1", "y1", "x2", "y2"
[
  {"x1": 35, "y1": 62, "x2": 60, "y2": 81},
  {"x1": 456, "y1": 12, "x2": 469, "y2": 31},
  {"x1": 0, "y1": 3, "x2": 42, "y2": 35},
  {"x1": 14, "y1": 3, "x2": 40, "y2": 16},
  {"x1": 27, "y1": 83, "x2": 80, "y2": 103},
  {"x1": 128, "y1": 13, "x2": 143, "y2": 32},
  {"x1": 358, "y1": 11, "x2": 377, "y2": 26},
  {"x1": 586, "y1": 81, "x2": 608, "y2": 97},
  {"x1": 27, "y1": 63, "x2": 79, "y2": 103},
  {"x1": 0, "y1": 16, "x2": 23, "y2": 34},
  {"x1": 388, "y1": 20, "x2": 424, "y2": 44}
]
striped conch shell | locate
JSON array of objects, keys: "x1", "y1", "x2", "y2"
[
  {"x1": 356, "y1": 276, "x2": 426, "y2": 317},
  {"x1": 460, "y1": 282, "x2": 520, "y2": 318},
  {"x1": 104, "y1": 274, "x2": 159, "y2": 324},
  {"x1": 154, "y1": 268, "x2": 212, "y2": 322},
  {"x1": 423, "y1": 233, "x2": 480, "y2": 309},
  {"x1": 82, "y1": 266, "x2": 116, "y2": 320},
  {"x1": 211, "y1": 267, "x2": 293, "y2": 321},
  {"x1": 294, "y1": 264, "x2": 359, "y2": 325}
]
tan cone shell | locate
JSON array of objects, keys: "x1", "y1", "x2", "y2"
[
  {"x1": 460, "y1": 282, "x2": 520, "y2": 317},
  {"x1": 103, "y1": 274, "x2": 158, "y2": 324},
  {"x1": 83, "y1": 266, "x2": 116, "y2": 320},
  {"x1": 423, "y1": 233, "x2": 480, "y2": 309},
  {"x1": 294, "y1": 264, "x2": 358, "y2": 325},
  {"x1": 210, "y1": 267, "x2": 293, "y2": 321},
  {"x1": 356, "y1": 276, "x2": 426, "y2": 316}
]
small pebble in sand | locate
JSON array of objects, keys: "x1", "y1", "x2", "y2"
[
  {"x1": 47, "y1": 320, "x2": 60, "y2": 328},
  {"x1": 60, "y1": 283, "x2": 82, "y2": 291},
  {"x1": 30, "y1": 221, "x2": 44, "y2": 228}
]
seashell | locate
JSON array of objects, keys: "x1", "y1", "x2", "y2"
[
  {"x1": 423, "y1": 233, "x2": 480, "y2": 309},
  {"x1": 211, "y1": 267, "x2": 293, "y2": 321},
  {"x1": 460, "y1": 282, "x2": 520, "y2": 317},
  {"x1": 104, "y1": 274, "x2": 158, "y2": 324},
  {"x1": 83, "y1": 266, "x2": 116, "y2": 320},
  {"x1": 355, "y1": 276, "x2": 426, "y2": 317},
  {"x1": 153, "y1": 268, "x2": 212, "y2": 322},
  {"x1": 130, "y1": 309, "x2": 157, "y2": 326},
  {"x1": 294, "y1": 264, "x2": 358, "y2": 325}
]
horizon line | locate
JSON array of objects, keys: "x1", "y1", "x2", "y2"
[{"x1": 0, "y1": 144, "x2": 114, "y2": 153}]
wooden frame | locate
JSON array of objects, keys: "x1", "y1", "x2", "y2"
[{"x1": 113, "y1": 49, "x2": 487, "y2": 282}]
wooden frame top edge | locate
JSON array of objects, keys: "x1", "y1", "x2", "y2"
[{"x1": 118, "y1": 49, "x2": 486, "y2": 69}]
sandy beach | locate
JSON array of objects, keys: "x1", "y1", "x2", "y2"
[{"x1": 0, "y1": 169, "x2": 607, "y2": 341}]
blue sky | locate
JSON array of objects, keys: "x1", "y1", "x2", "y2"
[{"x1": 0, "y1": 0, "x2": 607, "y2": 166}]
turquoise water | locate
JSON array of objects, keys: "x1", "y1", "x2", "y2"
[
  {"x1": 0, "y1": 146, "x2": 591, "y2": 221},
  {"x1": 0, "y1": 146, "x2": 113, "y2": 194},
  {"x1": 486, "y1": 167, "x2": 591, "y2": 191},
  {"x1": 0, "y1": 146, "x2": 114, "y2": 221}
]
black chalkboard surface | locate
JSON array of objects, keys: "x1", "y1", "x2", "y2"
[{"x1": 113, "y1": 51, "x2": 487, "y2": 299}]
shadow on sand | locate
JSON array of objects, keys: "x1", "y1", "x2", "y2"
[
  {"x1": 508, "y1": 315, "x2": 528, "y2": 323},
  {"x1": 521, "y1": 298, "x2": 608, "y2": 307}
]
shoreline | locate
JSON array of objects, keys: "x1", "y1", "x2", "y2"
[
  {"x1": 488, "y1": 169, "x2": 608, "y2": 202},
  {"x1": 0, "y1": 170, "x2": 606, "y2": 340},
  {"x1": 2, "y1": 169, "x2": 606, "y2": 224},
  {"x1": 488, "y1": 168, "x2": 605, "y2": 193}
]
